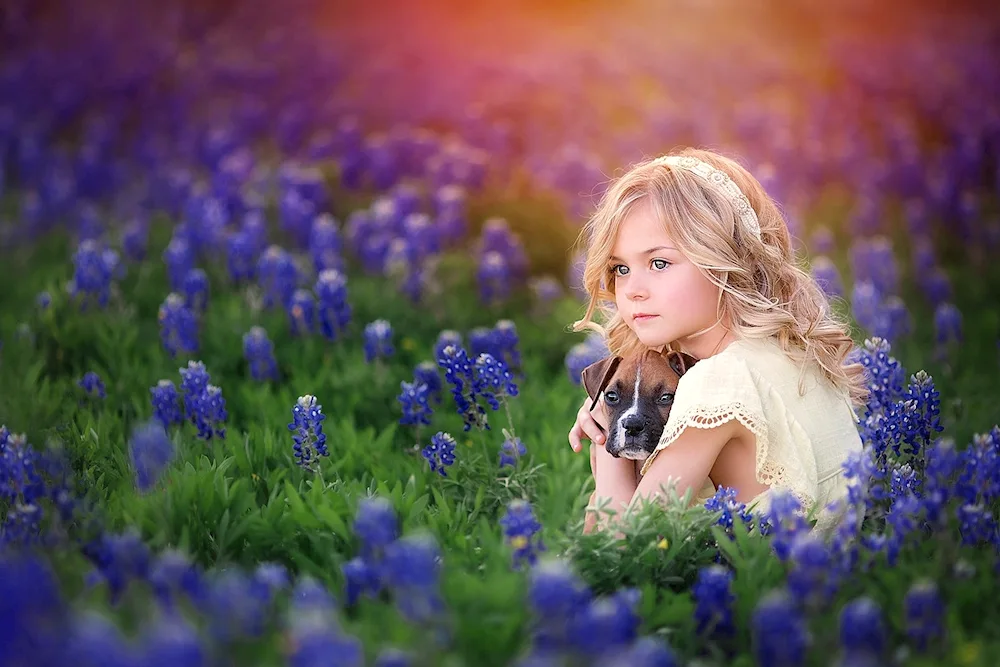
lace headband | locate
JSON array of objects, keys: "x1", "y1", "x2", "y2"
[{"x1": 652, "y1": 155, "x2": 762, "y2": 240}]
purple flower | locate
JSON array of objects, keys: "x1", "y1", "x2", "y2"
[
  {"x1": 499, "y1": 436, "x2": 527, "y2": 469},
  {"x1": 692, "y1": 565, "x2": 735, "y2": 639},
  {"x1": 122, "y1": 218, "x2": 149, "y2": 262},
  {"x1": 374, "y1": 648, "x2": 414, "y2": 667},
  {"x1": 383, "y1": 534, "x2": 447, "y2": 626},
  {"x1": 478, "y1": 218, "x2": 528, "y2": 284},
  {"x1": 257, "y1": 245, "x2": 299, "y2": 310},
  {"x1": 182, "y1": 268, "x2": 209, "y2": 314},
  {"x1": 403, "y1": 213, "x2": 440, "y2": 263},
  {"x1": 757, "y1": 490, "x2": 811, "y2": 561},
  {"x1": 566, "y1": 588, "x2": 643, "y2": 657},
  {"x1": 594, "y1": 637, "x2": 680, "y2": 667},
  {"x1": 148, "y1": 548, "x2": 204, "y2": 608},
  {"x1": 315, "y1": 269, "x2": 351, "y2": 341},
  {"x1": 851, "y1": 281, "x2": 886, "y2": 339},
  {"x1": 70, "y1": 239, "x2": 118, "y2": 309},
  {"x1": 904, "y1": 580, "x2": 945, "y2": 653},
  {"x1": 179, "y1": 361, "x2": 226, "y2": 440},
  {"x1": 500, "y1": 499, "x2": 544, "y2": 570},
  {"x1": 704, "y1": 486, "x2": 754, "y2": 535},
  {"x1": 163, "y1": 237, "x2": 193, "y2": 292},
  {"x1": 226, "y1": 231, "x2": 257, "y2": 284},
  {"x1": 529, "y1": 275, "x2": 564, "y2": 306},
  {"x1": 933, "y1": 302, "x2": 962, "y2": 346},
  {"x1": 493, "y1": 320, "x2": 522, "y2": 371},
  {"x1": 473, "y1": 353, "x2": 518, "y2": 411},
  {"x1": 566, "y1": 335, "x2": 610, "y2": 386},
  {"x1": 78, "y1": 371, "x2": 106, "y2": 399},
  {"x1": 398, "y1": 381, "x2": 432, "y2": 427},
  {"x1": 751, "y1": 590, "x2": 809, "y2": 667},
  {"x1": 150, "y1": 380, "x2": 183, "y2": 430},
  {"x1": 243, "y1": 326, "x2": 279, "y2": 382},
  {"x1": 787, "y1": 533, "x2": 839, "y2": 608},
  {"x1": 438, "y1": 344, "x2": 486, "y2": 432},
  {"x1": 158, "y1": 294, "x2": 199, "y2": 358},
  {"x1": 527, "y1": 560, "x2": 591, "y2": 621},
  {"x1": 84, "y1": 529, "x2": 151, "y2": 604},
  {"x1": 139, "y1": 609, "x2": 208, "y2": 667},
  {"x1": 354, "y1": 497, "x2": 399, "y2": 562},
  {"x1": 433, "y1": 184, "x2": 468, "y2": 244},
  {"x1": 433, "y1": 330, "x2": 463, "y2": 362},
  {"x1": 285, "y1": 613, "x2": 364, "y2": 667},
  {"x1": 363, "y1": 320, "x2": 394, "y2": 363},
  {"x1": 310, "y1": 214, "x2": 343, "y2": 274},
  {"x1": 288, "y1": 289, "x2": 317, "y2": 336},
  {"x1": 129, "y1": 421, "x2": 175, "y2": 492},
  {"x1": 811, "y1": 256, "x2": 843, "y2": 298},
  {"x1": 839, "y1": 597, "x2": 886, "y2": 659},
  {"x1": 342, "y1": 556, "x2": 381, "y2": 606},
  {"x1": 68, "y1": 610, "x2": 132, "y2": 666},
  {"x1": 422, "y1": 432, "x2": 457, "y2": 477},
  {"x1": 288, "y1": 395, "x2": 328, "y2": 470},
  {"x1": 414, "y1": 361, "x2": 443, "y2": 404},
  {"x1": 849, "y1": 236, "x2": 899, "y2": 295},
  {"x1": 919, "y1": 267, "x2": 952, "y2": 307},
  {"x1": 477, "y1": 251, "x2": 510, "y2": 305},
  {"x1": 203, "y1": 569, "x2": 272, "y2": 642}
]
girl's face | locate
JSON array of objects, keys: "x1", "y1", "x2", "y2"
[{"x1": 609, "y1": 200, "x2": 734, "y2": 358}]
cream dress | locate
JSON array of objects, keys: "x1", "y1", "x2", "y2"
[{"x1": 638, "y1": 336, "x2": 863, "y2": 531}]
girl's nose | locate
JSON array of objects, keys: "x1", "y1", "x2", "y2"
[{"x1": 624, "y1": 277, "x2": 648, "y2": 300}]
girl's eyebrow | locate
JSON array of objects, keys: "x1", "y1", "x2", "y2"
[{"x1": 609, "y1": 246, "x2": 677, "y2": 262}]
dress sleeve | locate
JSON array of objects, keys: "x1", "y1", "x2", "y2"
[
  {"x1": 639, "y1": 353, "x2": 823, "y2": 517},
  {"x1": 639, "y1": 354, "x2": 768, "y2": 477}
]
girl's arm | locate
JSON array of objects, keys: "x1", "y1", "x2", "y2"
[
  {"x1": 630, "y1": 419, "x2": 744, "y2": 507},
  {"x1": 591, "y1": 442, "x2": 639, "y2": 523}
]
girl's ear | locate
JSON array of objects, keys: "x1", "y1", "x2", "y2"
[
  {"x1": 580, "y1": 356, "x2": 622, "y2": 409},
  {"x1": 665, "y1": 350, "x2": 699, "y2": 377}
]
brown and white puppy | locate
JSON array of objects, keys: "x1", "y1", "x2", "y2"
[
  {"x1": 581, "y1": 348, "x2": 698, "y2": 463},
  {"x1": 580, "y1": 348, "x2": 698, "y2": 533}
]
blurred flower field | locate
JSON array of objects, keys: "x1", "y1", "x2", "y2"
[{"x1": 1, "y1": 0, "x2": 999, "y2": 665}]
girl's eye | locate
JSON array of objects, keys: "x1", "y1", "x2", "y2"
[
  {"x1": 604, "y1": 391, "x2": 619, "y2": 404},
  {"x1": 611, "y1": 264, "x2": 629, "y2": 277},
  {"x1": 651, "y1": 259, "x2": 671, "y2": 270}
]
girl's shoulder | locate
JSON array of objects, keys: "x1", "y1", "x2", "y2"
[
  {"x1": 696, "y1": 335, "x2": 857, "y2": 420},
  {"x1": 680, "y1": 336, "x2": 818, "y2": 396},
  {"x1": 703, "y1": 336, "x2": 804, "y2": 379},
  {"x1": 684, "y1": 336, "x2": 781, "y2": 380}
]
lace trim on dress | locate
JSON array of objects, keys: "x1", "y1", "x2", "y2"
[{"x1": 639, "y1": 401, "x2": 818, "y2": 513}]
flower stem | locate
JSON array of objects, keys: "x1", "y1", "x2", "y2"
[{"x1": 502, "y1": 394, "x2": 516, "y2": 440}]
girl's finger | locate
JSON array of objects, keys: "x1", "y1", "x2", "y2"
[{"x1": 568, "y1": 425, "x2": 584, "y2": 452}]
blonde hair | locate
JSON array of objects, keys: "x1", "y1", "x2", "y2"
[{"x1": 570, "y1": 147, "x2": 870, "y2": 408}]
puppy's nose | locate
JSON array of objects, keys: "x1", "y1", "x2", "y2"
[{"x1": 622, "y1": 414, "x2": 644, "y2": 436}]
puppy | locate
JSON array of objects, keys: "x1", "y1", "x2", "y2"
[
  {"x1": 579, "y1": 348, "x2": 698, "y2": 532},
  {"x1": 581, "y1": 348, "x2": 698, "y2": 462}
]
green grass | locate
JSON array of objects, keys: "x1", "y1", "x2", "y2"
[{"x1": 1, "y1": 180, "x2": 999, "y2": 666}]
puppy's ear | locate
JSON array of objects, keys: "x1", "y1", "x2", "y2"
[
  {"x1": 580, "y1": 356, "x2": 622, "y2": 408},
  {"x1": 665, "y1": 350, "x2": 699, "y2": 378}
]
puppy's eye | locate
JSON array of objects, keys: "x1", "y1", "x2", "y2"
[
  {"x1": 604, "y1": 391, "x2": 620, "y2": 405},
  {"x1": 657, "y1": 392, "x2": 674, "y2": 406}
]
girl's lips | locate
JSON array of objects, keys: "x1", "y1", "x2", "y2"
[{"x1": 633, "y1": 314, "x2": 658, "y2": 322}]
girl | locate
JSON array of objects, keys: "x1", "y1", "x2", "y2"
[{"x1": 566, "y1": 147, "x2": 868, "y2": 532}]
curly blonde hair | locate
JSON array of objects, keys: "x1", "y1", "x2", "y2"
[{"x1": 570, "y1": 147, "x2": 870, "y2": 408}]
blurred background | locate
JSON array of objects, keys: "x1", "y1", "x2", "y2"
[{"x1": 2, "y1": 0, "x2": 999, "y2": 385}]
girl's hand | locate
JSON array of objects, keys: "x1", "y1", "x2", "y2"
[{"x1": 569, "y1": 395, "x2": 609, "y2": 453}]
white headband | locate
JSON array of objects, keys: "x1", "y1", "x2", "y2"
[{"x1": 652, "y1": 155, "x2": 762, "y2": 240}]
